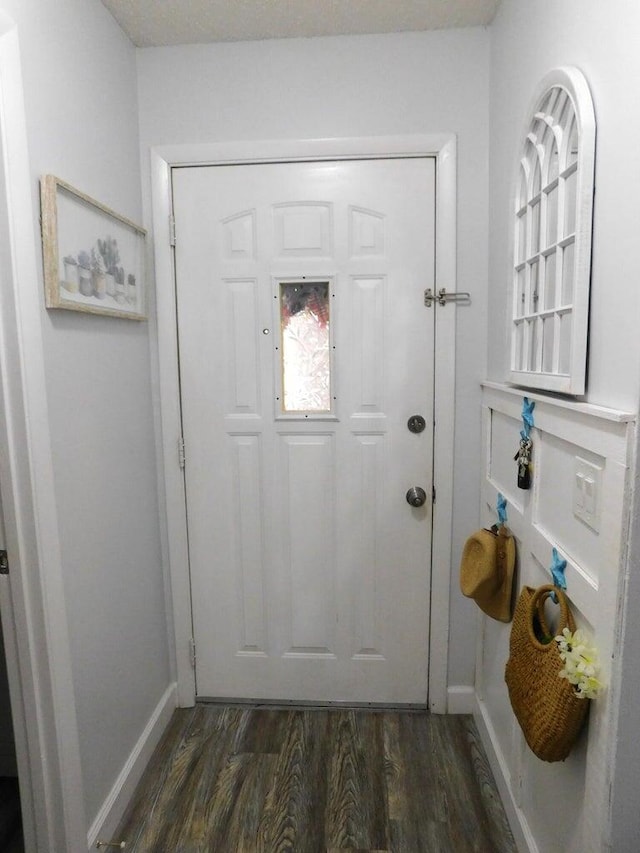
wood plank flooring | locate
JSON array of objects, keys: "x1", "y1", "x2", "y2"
[{"x1": 116, "y1": 705, "x2": 516, "y2": 853}]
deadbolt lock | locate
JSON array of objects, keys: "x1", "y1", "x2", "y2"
[{"x1": 407, "y1": 414, "x2": 426, "y2": 434}]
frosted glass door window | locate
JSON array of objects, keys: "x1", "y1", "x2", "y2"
[
  {"x1": 279, "y1": 281, "x2": 331, "y2": 413},
  {"x1": 509, "y1": 67, "x2": 595, "y2": 395}
]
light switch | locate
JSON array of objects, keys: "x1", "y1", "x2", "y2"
[
  {"x1": 573, "y1": 457, "x2": 602, "y2": 532},
  {"x1": 584, "y1": 476, "x2": 596, "y2": 514}
]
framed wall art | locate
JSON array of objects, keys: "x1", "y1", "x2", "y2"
[{"x1": 40, "y1": 174, "x2": 146, "y2": 320}]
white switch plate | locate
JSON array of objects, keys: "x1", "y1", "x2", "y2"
[{"x1": 573, "y1": 456, "x2": 602, "y2": 531}]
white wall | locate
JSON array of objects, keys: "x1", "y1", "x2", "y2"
[
  {"x1": 488, "y1": 0, "x2": 640, "y2": 412},
  {"x1": 610, "y1": 447, "x2": 640, "y2": 850},
  {"x1": 137, "y1": 27, "x2": 491, "y2": 691},
  {"x1": 0, "y1": 0, "x2": 170, "y2": 829}
]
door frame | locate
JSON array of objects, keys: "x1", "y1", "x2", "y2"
[{"x1": 151, "y1": 134, "x2": 457, "y2": 712}]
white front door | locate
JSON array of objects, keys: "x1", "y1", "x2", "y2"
[{"x1": 172, "y1": 157, "x2": 435, "y2": 703}]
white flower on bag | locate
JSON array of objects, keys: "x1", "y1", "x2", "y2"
[{"x1": 555, "y1": 627, "x2": 603, "y2": 700}]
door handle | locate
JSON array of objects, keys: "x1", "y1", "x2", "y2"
[{"x1": 406, "y1": 486, "x2": 427, "y2": 507}]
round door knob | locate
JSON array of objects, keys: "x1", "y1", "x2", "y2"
[{"x1": 406, "y1": 486, "x2": 427, "y2": 507}]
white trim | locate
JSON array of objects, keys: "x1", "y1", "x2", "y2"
[
  {"x1": 430, "y1": 135, "x2": 456, "y2": 713},
  {"x1": 151, "y1": 149, "x2": 194, "y2": 706},
  {"x1": 151, "y1": 134, "x2": 457, "y2": 713},
  {"x1": 0, "y1": 16, "x2": 86, "y2": 852},
  {"x1": 87, "y1": 683, "x2": 177, "y2": 850},
  {"x1": 474, "y1": 694, "x2": 538, "y2": 853},
  {"x1": 446, "y1": 685, "x2": 475, "y2": 714},
  {"x1": 483, "y1": 381, "x2": 635, "y2": 424}
]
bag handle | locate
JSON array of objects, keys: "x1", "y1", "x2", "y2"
[{"x1": 527, "y1": 584, "x2": 576, "y2": 651}]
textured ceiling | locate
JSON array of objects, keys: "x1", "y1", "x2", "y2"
[{"x1": 101, "y1": 0, "x2": 500, "y2": 47}]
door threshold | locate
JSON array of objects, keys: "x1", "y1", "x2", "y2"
[{"x1": 196, "y1": 697, "x2": 429, "y2": 713}]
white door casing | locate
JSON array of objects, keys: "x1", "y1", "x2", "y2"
[
  {"x1": 173, "y1": 158, "x2": 435, "y2": 703},
  {"x1": 150, "y1": 135, "x2": 456, "y2": 711}
]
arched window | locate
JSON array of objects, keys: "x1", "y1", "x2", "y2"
[{"x1": 509, "y1": 67, "x2": 595, "y2": 395}]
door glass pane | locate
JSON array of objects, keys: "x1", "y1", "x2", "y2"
[{"x1": 279, "y1": 281, "x2": 331, "y2": 413}]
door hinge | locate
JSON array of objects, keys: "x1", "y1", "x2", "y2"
[
  {"x1": 178, "y1": 436, "x2": 185, "y2": 470},
  {"x1": 0, "y1": 550, "x2": 8, "y2": 575},
  {"x1": 432, "y1": 486, "x2": 436, "y2": 504},
  {"x1": 169, "y1": 214, "x2": 176, "y2": 247},
  {"x1": 189, "y1": 637, "x2": 196, "y2": 669}
]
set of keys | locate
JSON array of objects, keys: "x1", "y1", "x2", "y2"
[{"x1": 514, "y1": 436, "x2": 533, "y2": 490}]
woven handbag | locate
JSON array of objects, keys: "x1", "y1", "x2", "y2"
[{"x1": 505, "y1": 584, "x2": 589, "y2": 762}]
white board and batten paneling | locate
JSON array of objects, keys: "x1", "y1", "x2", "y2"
[{"x1": 475, "y1": 382, "x2": 635, "y2": 853}]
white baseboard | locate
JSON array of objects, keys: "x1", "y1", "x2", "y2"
[
  {"x1": 87, "y1": 682, "x2": 177, "y2": 850},
  {"x1": 446, "y1": 685, "x2": 475, "y2": 714},
  {"x1": 474, "y1": 695, "x2": 537, "y2": 853}
]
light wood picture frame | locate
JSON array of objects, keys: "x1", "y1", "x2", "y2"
[{"x1": 40, "y1": 174, "x2": 146, "y2": 320}]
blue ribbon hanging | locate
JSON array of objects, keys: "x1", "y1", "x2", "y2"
[
  {"x1": 496, "y1": 493, "x2": 508, "y2": 527},
  {"x1": 550, "y1": 547, "x2": 567, "y2": 603},
  {"x1": 521, "y1": 397, "x2": 535, "y2": 440}
]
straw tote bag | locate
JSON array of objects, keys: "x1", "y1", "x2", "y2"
[{"x1": 505, "y1": 584, "x2": 589, "y2": 762}]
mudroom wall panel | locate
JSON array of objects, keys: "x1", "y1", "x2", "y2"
[{"x1": 477, "y1": 383, "x2": 632, "y2": 852}]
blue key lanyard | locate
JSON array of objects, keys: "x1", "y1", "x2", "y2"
[
  {"x1": 550, "y1": 547, "x2": 567, "y2": 603},
  {"x1": 521, "y1": 396, "x2": 535, "y2": 441}
]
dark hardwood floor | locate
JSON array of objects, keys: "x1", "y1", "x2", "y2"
[{"x1": 116, "y1": 705, "x2": 516, "y2": 852}]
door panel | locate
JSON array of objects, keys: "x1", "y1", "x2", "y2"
[{"x1": 172, "y1": 158, "x2": 435, "y2": 703}]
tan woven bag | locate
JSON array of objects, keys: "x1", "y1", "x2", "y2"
[{"x1": 505, "y1": 584, "x2": 589, "y2": 762}]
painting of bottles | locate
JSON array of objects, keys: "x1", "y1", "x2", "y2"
[{"x1": 41, "y1": 175, "x2": 146, "y2": 320}]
